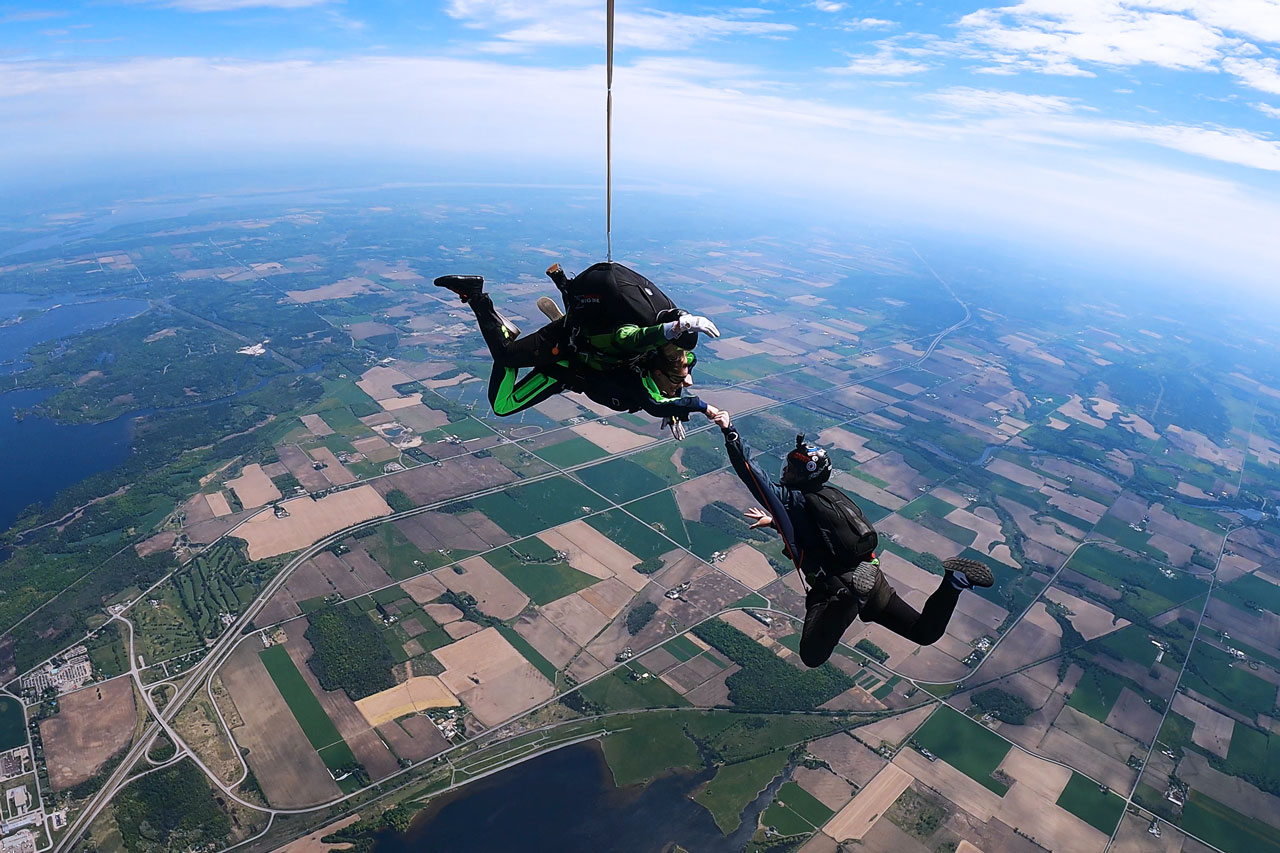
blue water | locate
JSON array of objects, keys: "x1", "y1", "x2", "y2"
[
  {"x1": 0, "y1": 387, "x2": 135, "y2": 532},
  {"x1": 371, "y1": 742, "x2": 742, "y2": 853},
  {"x1": 0, "y1": 296, "x2": 149, "y2": 373}
]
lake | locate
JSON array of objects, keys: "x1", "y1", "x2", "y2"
[
  {"x1": 0, "y1": 294, "x2": 149, "y2": 531},
  {"x1": 0, "y1": 295, "x2": 149, "y2": 373},
  {"x1": 0, "y1": 387, "x2": 135, "y2": 533},
  {"x1": 371, "y1": 742, "x2": 754, "y2": 853}
]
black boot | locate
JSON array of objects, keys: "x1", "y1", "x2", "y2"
[{"x1": 434, "y1": 274, "x2": 484, "y2": 303}]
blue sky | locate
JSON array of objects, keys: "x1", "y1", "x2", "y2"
[{"x1": 3, "y1": 0, "x2": 1280, "y2": 285}]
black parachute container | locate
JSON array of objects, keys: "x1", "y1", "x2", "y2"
[{"x1": 552, "y1": 261, "x2": 684, "y2": 349}]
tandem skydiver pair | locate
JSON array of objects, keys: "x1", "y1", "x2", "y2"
[
  {"x1": 434, "y1": 262, "x2": 725, "y2": 439},
  {"x1": 436, "y1": 261, "x2": 995, "y2": 664}
]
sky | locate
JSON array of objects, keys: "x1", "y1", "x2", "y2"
[{"x1": 3, "y1": 0, "x2": 1280, "y2": 287}]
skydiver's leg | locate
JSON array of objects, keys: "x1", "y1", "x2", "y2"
[
  {"x1": 861, "y1": 575, "x2": 962, "y2": 646},
  {"x1": 469, "y1": 293, "x2": 567, "y2": 368},
  {"x1": 487, "y1": 364, "x2": 564, "y2": 417},
  {"x1": 798, "y1": 580, "x2": 862, "y2": 668}
]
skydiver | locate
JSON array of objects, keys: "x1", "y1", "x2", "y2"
[
  {"x1": 710, "y1": 411, "x2": 994, "y2": 667},
  {"x1": 433, "y1": 273, "x2": 724, "y2": 436}
]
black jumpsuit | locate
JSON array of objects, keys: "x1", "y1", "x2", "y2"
[{"x1": 721, "y1": 423, "x2": 965, "y2": 668}]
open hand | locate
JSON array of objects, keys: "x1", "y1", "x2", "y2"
[{"x1": 744, "y1": 507, "x2": 774, "y2": 530}]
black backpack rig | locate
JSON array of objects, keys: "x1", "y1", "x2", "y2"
[
  {"x1": 546, "y1": 262, "x2": 693, "y2": 358},
  {"x1": 802, "y1": 485, "x2": 880, "y2": 573}
]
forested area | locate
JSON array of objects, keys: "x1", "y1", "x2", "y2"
[
  {"x1": 970, "y1": 688, "x2": 1034, "y2": 724},
  {"x1": 693, "y1": 619, "x2": 853, "y2": 711},
  {"x1": 305, "y1": 608, "x2": 396, "y2": 700},
  {"x1": 113, "y1": 759, "x2": 231, "y2": 852}
]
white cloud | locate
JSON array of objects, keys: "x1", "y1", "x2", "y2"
[
  {"x1": 1222, "y1": 55, "x2": 1280, "y2": 94},
  {"x1": 927, "y1": 86, "x2": 1084, "y2": 115},
  {"x1": 958, "y1": 2, "x2": 1229, "y2": 74},
  {"x1": 165, "y1": 0, "x2": 329, "y2": 9},
  {"x1": 2, "y1": 53, "x2": 1278, "y2": 287},
  {"x1": 812, "y1": 0, "x2": 843, "y2": 12},
  {"x1": 955, "y1": 0, "x2": 1280, "y2": 96},
  {"x1": 829, "y1": 46, "x2": 929, "y2": 76},
  {"x1": 845, "y1": 18, "x2": 894, "y2": 30},
  {"x1": 1254, "y1": 101, "x2": 1280, "y2": 117},
  {"x1": 445, "y1": 0, "x2": 793, "y2": 51}
]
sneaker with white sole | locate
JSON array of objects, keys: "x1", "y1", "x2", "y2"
[{"x1": 942, "y1": 557, "x2": 994, "y2": 588}]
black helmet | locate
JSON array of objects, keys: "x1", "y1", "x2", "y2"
[{"x1": 782, "y1": 434, "x2": 831, "y2": 488}]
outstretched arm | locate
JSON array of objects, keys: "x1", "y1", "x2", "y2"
[{"x1": 720, "y1": 421, "x2": 800, "y2": 566}]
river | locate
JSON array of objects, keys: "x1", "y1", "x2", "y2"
[{"x1": 371, "y1": 741, "x2": 765, "y2": 853}]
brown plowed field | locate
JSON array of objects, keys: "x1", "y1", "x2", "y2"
[
  {"x1": 279, "y1": 445, "x2": 331, "y2": 492},
  {"x1": 540, "y1": 593, "x2": 610, "y2": 646},
  {"x1": 342, "y1": 546, "x2": 395, "y2": 590},
  {"x1": 376, "y1": 715, "x2": 448, "y2": 763},
  {"x1": 40, "y1": 678, "x2": 137, "y2": 791},
  {"x1": 434, "y1": 628, "x2": 555, "y2": 727},
  {"x1": 225, "y1": 463, "x2": 282, "y2": 508},
  {"x1": 373, "y1": 455, "x2": 516, "y2": 507},
  {"x1": 233, "y1": 486, "x2": 392, "y2": 559},
  {"x1": 221, "y1": 642, "x2": 340, "y2": 807},
  {"x1": 512, "y1": 612, "x2": 580, "y2": 668},
  {"x1": 439, "y1": 557, "x2": 529, "y2": 620},
  {"x1": 823, "y1": 763, "x2": 913, "y2": 841}
]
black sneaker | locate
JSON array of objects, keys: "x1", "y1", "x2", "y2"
[
  {"x1": 434, "y1": 274, "x2": 484, "y2": 303},
  {"x1": 942, "y1": 557, "x2": 994, "y2": 588}
]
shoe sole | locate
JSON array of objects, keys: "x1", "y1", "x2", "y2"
[
  {"x1": 848, "y1": 562, "x2": 881, "y2": 596},
  {"x1": 943, "y1": 557, "x2": 994, "y2": 588},
  {"x1": 537, "y1": 297, "x2": 564, "y2": 322}
]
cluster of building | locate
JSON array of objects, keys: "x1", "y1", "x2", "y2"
[
  {"x1": 18, "y1": 647, "x2": 92, "y2": 697},
  {"x1": 0, "y1": 750, "x2": 31, "y2": 784}
]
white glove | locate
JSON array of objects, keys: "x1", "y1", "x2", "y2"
[
  {"x1": 663, "y1": 416, "x2": 687, "y2": 441},
  {"x1": 663, "y1": 314, "x2": 720, "y2": 340}
]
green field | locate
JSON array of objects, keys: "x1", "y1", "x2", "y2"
[
  {"x1": 470, "y1": 476, "x2": 608, "y2": 538},
  {"x1": 0, "y1": 697, "x2": 26, "y2": 751},
  {"x1": 1066, "y1": 544, "x2": 1207, "y2": 616},
  {"x1": 775, "y1": 780, "x2": 836, "y2": 827},
  {"x1": 1218, "y1": 573, "x2": 1280, "y2": 615},
  {"x1": 912, "y1": 707, "x2": 1012, "y2": 795},
  {"x1": 1156, "y1": 710, "x2": 1196, "y2": 754},
  {"x1": 585, "y1": 509, "x2": 675, "y2": 561},
  {"x1": 535, "y1": 435, "x2": 608, "y2": 468},
  {"x1": 628, "y1": 491, "x2": 692, "y2": 547},
  {"x1": 578, "y1": 664, "x2": 689, "y2": 712},
  {"x1": 359, "y1": 524, "x2": 442, "y2": 581},
  {"x1": 577, "y1": 457, "x2": 670, "y2": 502},
  {"x1": 693, "y1": 750, "x2": 790, "y2": 833},
  {"x1": 599, "y1": 713, "x2": 703, "y2": 786},
  {"x1": 1181, "y1": 642, "x2": 1277, "y2": 720},
  {"x1": 488, "y1": 554, "x2": 597, "y2": 606},
  {"x1": 259, "y1": 645, "x2": 356, "y2": 772},
  {"x1": 663, "y1": 634, "x2": 702, "y2": 662},
  {"x1": 1220, "y1": 723, "x2": 1280, "y2": 796},
  {"x1": 1181, "y1": 790, "x2": 1280, "y2": 853},
  {"x1": 1067, "y1": 666, "x2": 1127, "y2": 722},
  {"x1": 1093, "y1": 625, "x2": 1160, "y2": 667},
  {"x1": 761, "y1": 798, "x2": 819, "y2": 837},
  {"x1": 1055, "y1": 772, "x2": 1125, "y2": 834}
]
